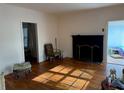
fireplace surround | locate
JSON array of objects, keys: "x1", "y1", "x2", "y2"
[{"x1": 72, "y1": 35, "x2": 103, "y2": 62}]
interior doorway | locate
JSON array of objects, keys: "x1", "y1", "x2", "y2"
[
  {"x1": 107, "y1": 20, "x2": 124, "y2": 65},
  {"x1": 22, "y1": 22, "x2": 38, "y2": 63}
]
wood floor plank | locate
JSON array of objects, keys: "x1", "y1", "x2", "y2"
[{"x1": 5, "y1": 58, "x2": 124, "y2": 90}]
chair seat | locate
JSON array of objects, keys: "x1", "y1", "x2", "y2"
[
  {"x1": 54, "y1": 51, "x2": 61, "y2": 56},
  {"x1": 13, "y1": 62, "x2": 31, "y2": 71}
]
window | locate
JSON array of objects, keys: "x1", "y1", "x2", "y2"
[{"x1": 23, "y1": 27, "x2": 28, "y2": 48}]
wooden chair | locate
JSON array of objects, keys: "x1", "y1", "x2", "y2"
[{"x1": 44, "y1": 43, "x2": 63, "y2": 62}]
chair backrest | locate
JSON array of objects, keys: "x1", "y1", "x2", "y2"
[{"x1": 44, "y1": 43, "x2": 54, "y2": 57}]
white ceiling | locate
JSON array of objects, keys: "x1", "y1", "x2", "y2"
[{"x1": 11, "y1": 3, "x2": 119, "y2": 14}]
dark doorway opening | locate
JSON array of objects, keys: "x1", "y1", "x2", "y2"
[{"x1": 22, "y1": 22, "x2": 38, "y2": 63}]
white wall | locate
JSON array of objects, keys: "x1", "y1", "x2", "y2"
[
  {"x1": 58, "y1": 4, "x2": 124, "y2": 62},
  {"x1": 1, "y1": 4, "x2": 124, "y2": 75},
  {"x1": 0, "y1": 4, "x2": 58, "y2": 75}
]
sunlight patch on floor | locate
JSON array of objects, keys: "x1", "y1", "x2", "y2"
[
  {"x1": 49, "y1": 65, "x2": 65, "y2": 72},
  {"x1": 80, "y1": 72, "x2": 93, "y2": 79},
  {"x1": 81, "y1": 69, "x2": 95, "y2": 75},
  {"x1": 59, "y1": 66, "x2": 73, "y2": 74},
  {"x1": 82, "y1": 81, "x2": 90, "y2": 89},
  {"x1": 32, "y1": 64, "x2": 96, "y2": 90},
  {"x1": 32, "y1": 77, "x2": 46, "y2": 83},
  {"x1": 32, "y1": 72, "x2": 54, "y2": 80},
  {"x1": 56, "y1": 83, "x2": 70, "y2": 89},
  {"x1": 48, "y1": 74, "x2": 64, "y2": 82},
  {"x1": 70, "y1": 69, "x2": 82, "y2": 77},
  {"x1": 60, "y1": 76, "x2": 77, "y2": 85},
  {"x1": 72, "y1": 79, "x2": 86, "y2": 89}
]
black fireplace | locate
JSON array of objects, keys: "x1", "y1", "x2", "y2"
[{"x1": 72, "y1": 35, "x2": 103, "y2": 62}]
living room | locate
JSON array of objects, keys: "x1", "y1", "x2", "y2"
[{"x1": 1, "y1": 3, "x2": 124, "y2": 90}]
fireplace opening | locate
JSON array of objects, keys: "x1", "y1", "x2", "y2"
[{"x1": 72, "y1": 35, "x2": 103, "y2": 62}]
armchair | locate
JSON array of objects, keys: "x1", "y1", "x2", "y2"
[{"x1": 44, "y1": 43, "x2": 63, "y2": 62}]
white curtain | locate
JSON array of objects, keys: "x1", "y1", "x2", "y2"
[{"x1": 0, "y1": 72, "x2": 5, "y2": 90}]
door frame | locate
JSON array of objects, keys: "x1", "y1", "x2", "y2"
[
  {"x1": 106, "y1": 19, "x2": 124, "y2": 63},
  {"x1": 20, "y1": 20, "x2": 39, "y2": 62}
]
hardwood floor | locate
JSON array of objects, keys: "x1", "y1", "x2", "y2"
[{"x1": 5, "y1": 58, "x2": 124, "y2": 90}]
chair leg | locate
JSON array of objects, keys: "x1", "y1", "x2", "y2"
[
  {"x1": 50, "y1": 58, "x2": 52, "y2": 62},
  {"x1": 60, "y1": 54, "x2": 63, "y2": 60},
  {"x1": 49, "y1": 57, "x2": 54, "y2": 62}
]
